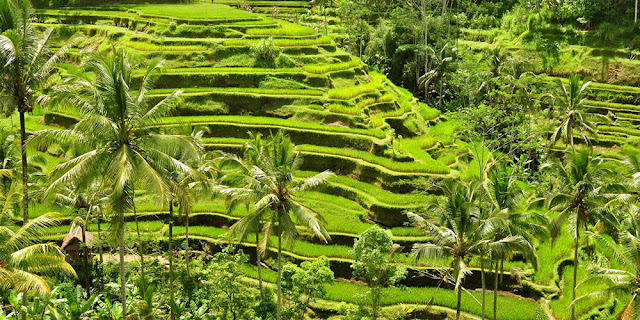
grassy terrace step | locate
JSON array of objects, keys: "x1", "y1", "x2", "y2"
[
  {"x1": 245, "y1": 20, "x2": 316, "y2": 37},
  {"x1": 41, "y1": 220, "x2": 528, "y2": 273},
  {"x1": 295, "y1": 171, "x2": 433, "y2": 230},
  {"x1": 542, "y1": 75, "x2": 640, "y2": 93},
  {"x1": 139, "y1": 67, "x2": 301, "y2": 75},
  {"x1": 223, "y1": 36, "x2": 333, "y2": 47},
  {"x1": 158, "y1": 115, "x2": 387, "y2": 139},
  {"x1": 296, "y1": 145, "x2": 450, "y2": 175},
  {"x1": 597, "y1": 125, "x2": 640, "y2": 137},
  {"x1": 202, "y1": 135, "x2": 451, "y2": 177},
  {"x1": 148, "y1": 87, "x2": 324, "y2": 96},
  {"x1": 217, "y1": 0, "x2": 309, "y2": 8},
  {"x1": 38, "y1": 4, "x2": 262, "y2": 24},
  {"x1": 241, "y1": 265, "x2": 543, "y2": 320},
  {"x1": 585, "y1": 99, "x2": 640, "y2": 113}
]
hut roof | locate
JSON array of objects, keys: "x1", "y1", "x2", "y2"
[{"x1": 61, "y1": 226, "x2": 95, "y2": 250}]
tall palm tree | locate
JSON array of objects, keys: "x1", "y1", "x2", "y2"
[
  {"x1": 548, "y1": 73, "x2": 608, "y2": 150},
  {"x1": 172, "y1": 161, "x2": 208, "y2": 278},
  {"x1": 220, "y1": 131, "x2": 333, "y2": 320},
  {"x1": 543, "y1": 149, "x2": 620, "y2": 320},
  {"x1": 0, "y1": 212, "x2": 77, "y2": 319},
  {"x1": 575, "y1": 211, "x2": 640, "y2": 319},
  {"x1": 408, "y1": 181, "x2": 480, "y2": 320},
  {"x1": 0, "y1": 0, "x2": 76, "y2": 224},
  {"x1": 409, "y1": 180, "x2": 535, "y2": 320},
  {"x1": 31, "y1": 49, "x2": 200, "y2": 318},
  {"x1": 220, "y1": 132, "x2": 269, "y2": 292}
]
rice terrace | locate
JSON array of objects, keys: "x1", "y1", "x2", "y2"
[{"x1": 1, "y1": 0, "x2": 640, "y2": 319}]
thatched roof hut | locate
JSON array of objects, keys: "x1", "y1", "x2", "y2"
[{"x1": 61, "y1": 227, "x2": 94, "y2": 262}]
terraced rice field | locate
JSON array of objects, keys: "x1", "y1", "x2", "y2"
[
  {"x1": 24, "y1": 2, "x2": 640, "y2": 318},
  {"x1": 21, "y1": 2, "x2": 490, "y2": 316}
]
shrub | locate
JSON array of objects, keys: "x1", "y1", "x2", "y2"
[{"x1": 250, "y1": 37, "x2": 281, "y2": 62}]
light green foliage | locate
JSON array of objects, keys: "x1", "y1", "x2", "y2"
[
  {"x1": 282, "y1": 256, "x2": 334, "y2": 318},
  {"x1": 351, "y1": 226, "x2": 407, "y2": 320},
  {"x1": 204, "y1": 247, "x2": 256, "y2": 320},
  {"x1": 132, "y1": 4, "x2": 255, "y2": 20},
  {"x1": 250, "y1": 37, "x2": 281, "y2": 62}
]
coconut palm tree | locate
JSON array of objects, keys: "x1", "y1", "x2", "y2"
[
  {"x1": 0, "y1": 0, "x2": 76, "y2": 224},
  {"x1": 220, "y1": 132, "x2": 269, "y2": 293},
  {"x1": 220, "y1": 131, "x2": 333, "y2": 320},
  {"x1": 543, "y1": 149, "x2": 620, "y2": 320},
  {"x1": 409, "y1": 180, "x2": 535, "y2": 320},
  {"x1": 30, "y1": 49, "x2": 200, "y2": 318},
  {"x1": 0, "y1": 212, "x2": 77, "y2": 320},
  {"x1": 548, "y1": 73, "x2": 608, "y2": 150},
  {"x1": 574, "y1": 211, "x2": 640, "y2": 319}
]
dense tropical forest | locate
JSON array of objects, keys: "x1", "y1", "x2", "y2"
[{"x1": 1, "y1": 0, "x2": 640, "y2": 319}]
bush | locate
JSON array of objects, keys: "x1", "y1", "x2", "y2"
[{"x1": 250, "y1": 37, "x2": 281, "y2": 62}]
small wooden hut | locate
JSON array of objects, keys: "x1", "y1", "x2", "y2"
[{"x1": 61, "y1": 226, "x2": 94, "y2": 263}]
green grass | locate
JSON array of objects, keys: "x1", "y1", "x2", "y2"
[
  {"x1": 131, "y1": 4, "x2": 256, "y2": 20},
  {"x1": 245, "y1": 21, "x2": 315, "y2": 36},
  {"x1": 419, "y1": 102, "x2": 441, "y2": 121},
  {"x1": 141, "y1": 67, "x2": 300, "y2": 74},
  {"x1": 549, "y1": 266, "x2": 609, "y2": 320},
  {"x1": 124, "y1": 41, "x2": 207, "y2": 52},
  {"x1": 586, "y1": 100, "x2": 640, "y2": 113},
  {"x1": 598, "y1": 125, "x2": 640, "y2": 137},
  {"x1": 158, "y1": 115, "x2": 387, "y2": 139},
  {"x1": 223, "y1": 36, "x2": 332, "y2": 47},
  {"x1": 240, "y1": 264, "x2": 542, "y2": 320},
  {"x1": 328, "y1": 103, "x2": 361, "y2": 115},
  {"x1": 296, "y1": 144, "x2": 451, "y2": 174},
  {"x1": 149, "y1": 87, "x2": 324, "y2": 96},
  {"x1": 328, "y1": 82, "x2": 383, "y2": 100},
  {"x1": 355, "y1": 97, "x2": 376, "y2": 109},
  {"x1": 303, "y1": 57, "x2": 362, "y2": 74}
]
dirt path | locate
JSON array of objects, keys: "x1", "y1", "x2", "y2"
[{"x1": 101, "y1": 254, "x2": 169, "y2": 266}]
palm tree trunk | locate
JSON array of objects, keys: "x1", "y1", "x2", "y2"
[
  {"x1": 584, "y1": 222, "x2": 590, "y2": 257},
  {"x1": 134, "y1": 199, "x2": 146, "y2": 292},
  {"x1": 499, "y1": 259, "x2": 504, "y2": 284},
  {"x1": 256, "y1": 232, "x2": 263, "y2": 292},
  {"x1": 456, "y1": 286, "x2": 461, "y2": 320},
  {"x1": 185, "y1": 207, "x2": 190, "y2": 277},
  {"x1": 97, "y1": 218, "x2": 103, "y2": 264},
  {"x1": 19, "y1": 111, "x2": 28, "y2": 224},
  {"x1": 571, "y1": 214, "x2": 580, "y2": 320},
  {"x1": 82, "y1": 223, "x2": 91, "y2": 298},
  {"x1": 119, "y1": 207, "x2": 127, "y2": 319},
  {"x1": 169, "y1": 202, "x2": 175, "y2": 320},
  {"x1": 481, "y1": 250, "x2": 486, "y2": 320},
  {"x1": 493, "y1": 259, "x2": 499, "y2": 320},
  {"x1": 277, "y1": 232, "x2": 282, "y2": 320},
  {"x1": 21, "y1": 289, "x2": 27, "y2": 320},
  {"x1": 635, "y1": 0, "x2": 638, "y2": 25}
]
